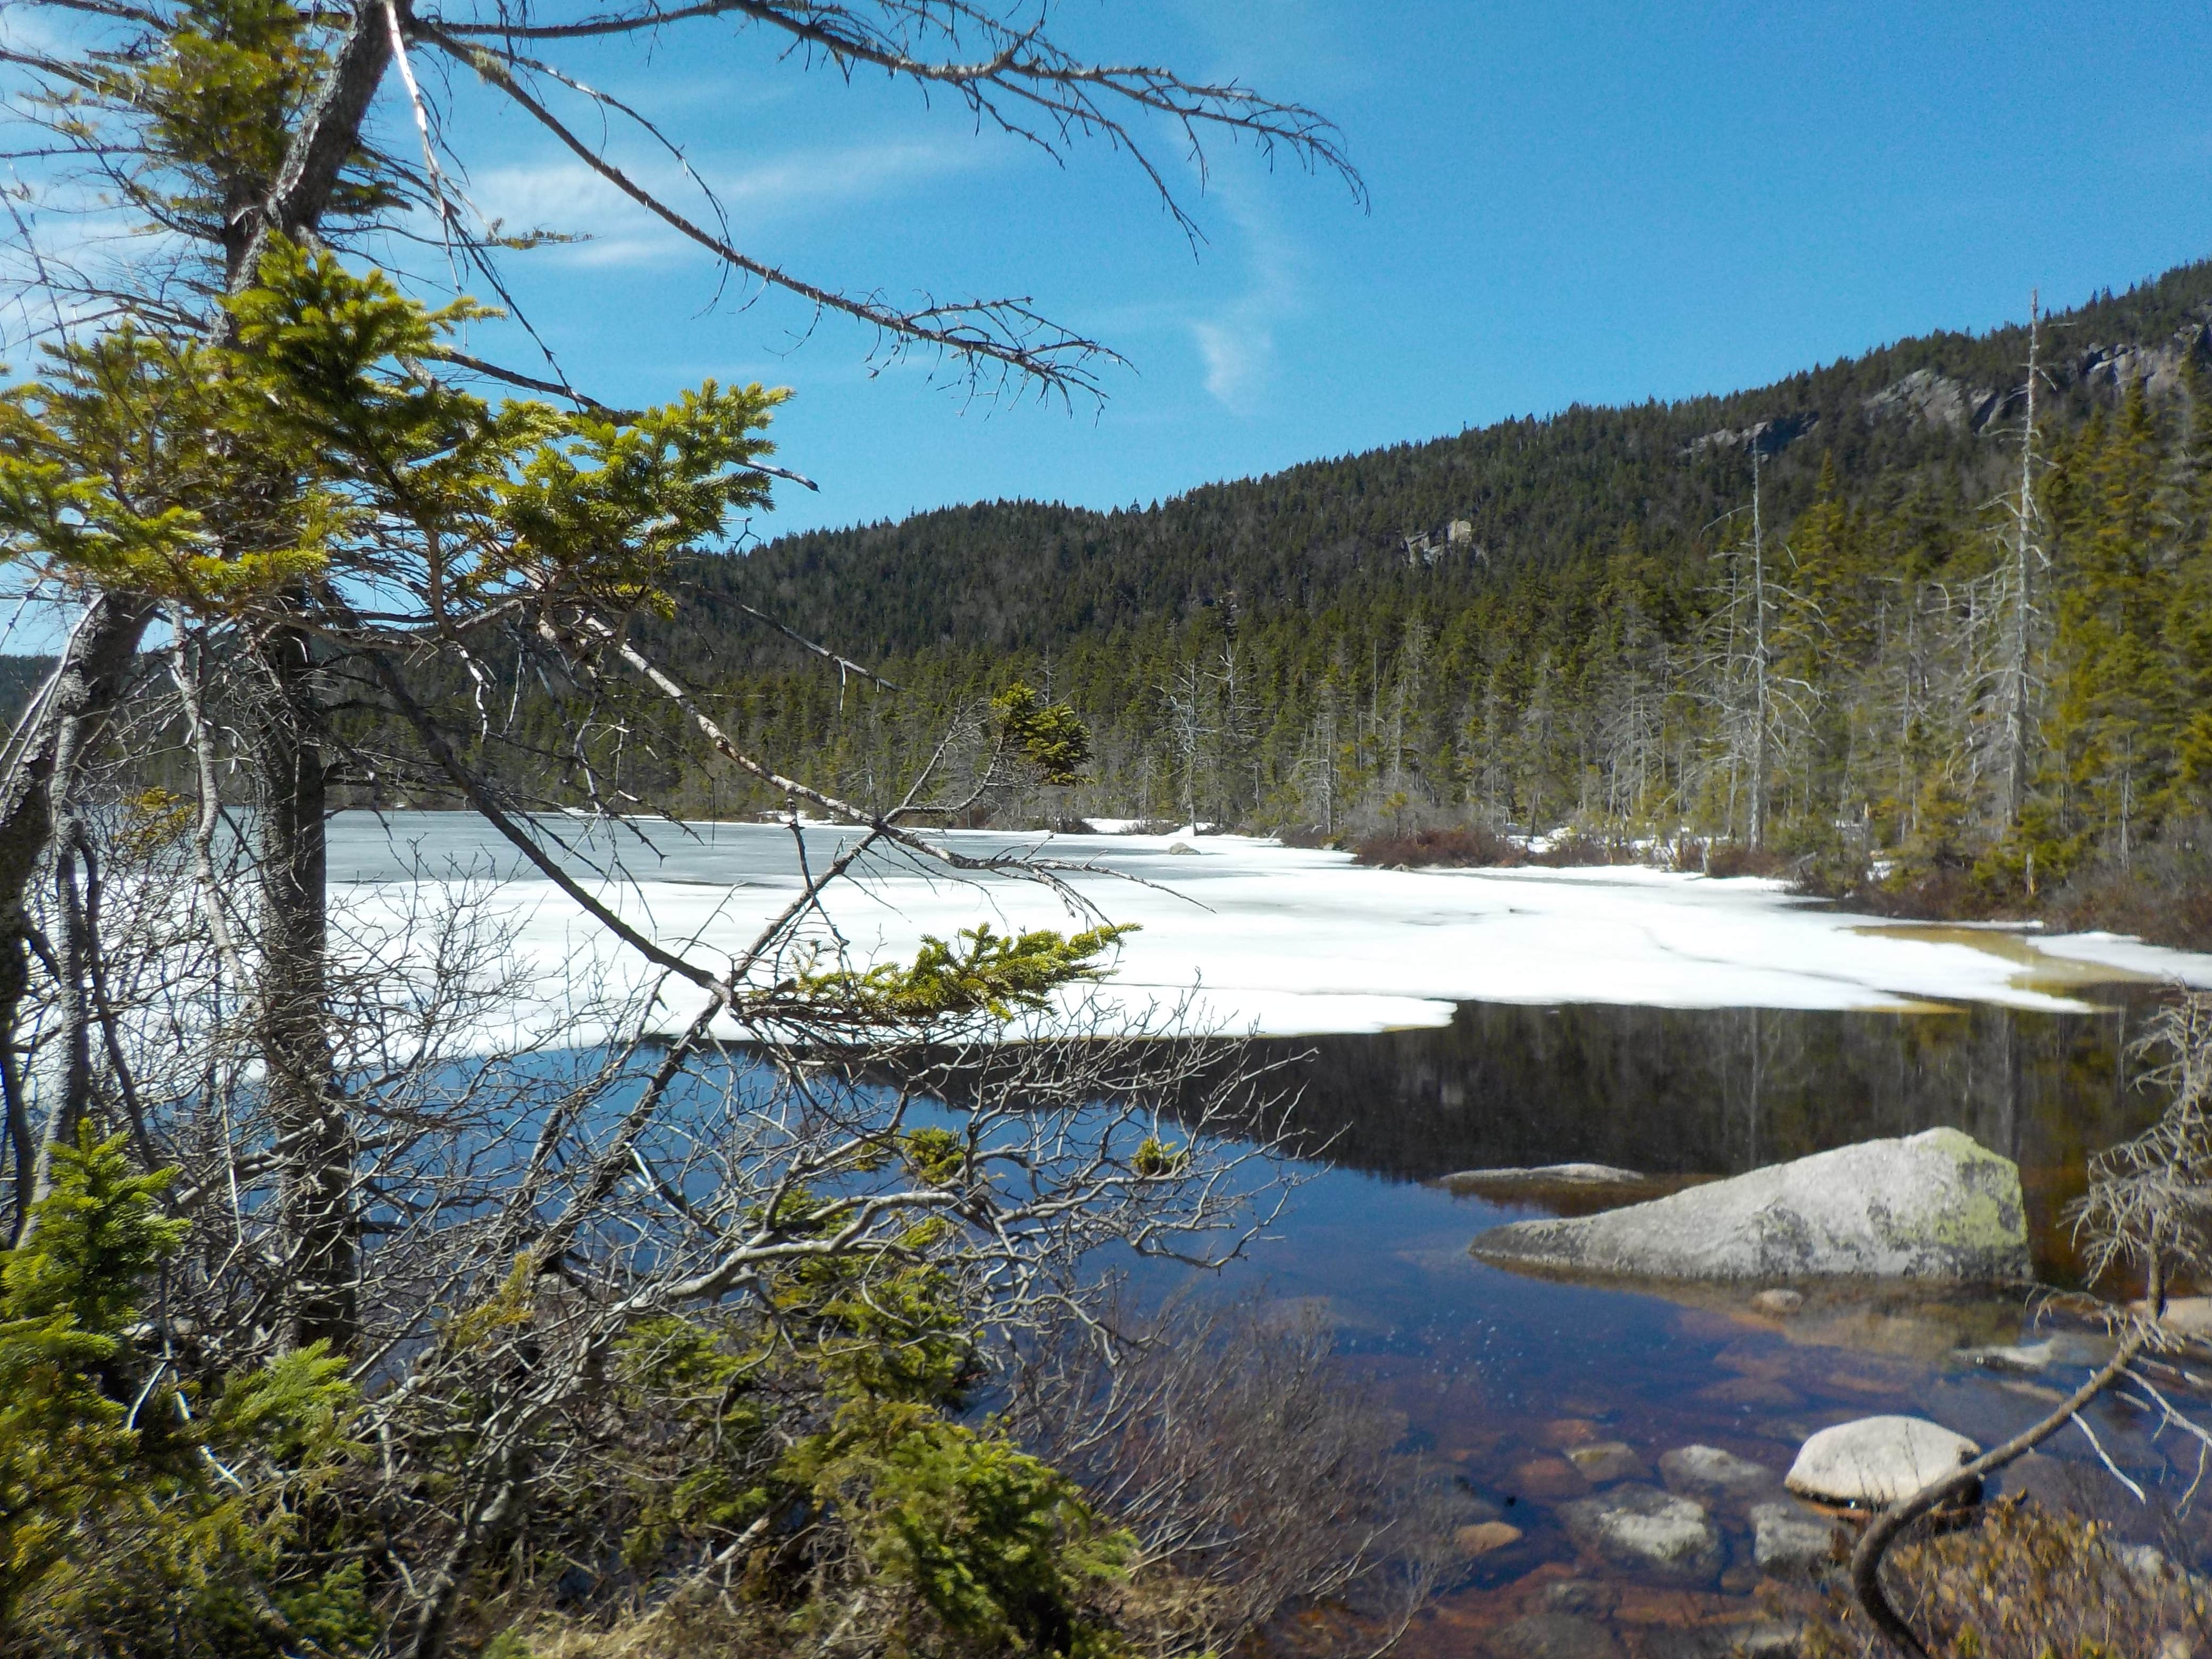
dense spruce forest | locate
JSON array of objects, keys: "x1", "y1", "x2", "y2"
[
  {"x1": 11, "y1": 265, "x2": 2212, "y2": 932},
  {"x1": 570, "y1": 259, "x2": 2210, "y2": 935}
]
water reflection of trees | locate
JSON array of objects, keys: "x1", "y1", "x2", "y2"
[{"x1": 1242, "y1": 996, "x2": 2163, "y2": 1255}]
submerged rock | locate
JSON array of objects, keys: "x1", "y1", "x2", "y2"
[
  {"x1": 1658, "y1": 1444, "x2": 1779, "y2": 1499},
  {"x1": 1752, "y1": 1287, "x2": 1805, "y2": 1316},
  {"x1": 1643, "y1": 1623, "x2": 1805, "y2": 1659},
  {"x1": 1486, "y1": 1613, "x2": 1624, "y2": 1659},
  {"x1": 1785, "y1": 1415, "x2": 1981, "y2": 1507},
  {"x1": 1455, "y1": 1520, "x2": 1523, "y2": 1556},
  {"x1": 1510, "y1": 1455, "x2": 1589, "y2": 1499},
  {"x1": 1440, "y1": 1162, "x2": 1646, "y2": 1191},
  {"x1": 1565, "y1": 1440, "x2": 1649, "y2": 1483},
  {"x1": 1437, "y1": 1163, "x2": 1707, "y2": 1217},
  {"x1": 1750, "y1": 1498, "x2": 1845, "y2": 1575},
  {"x1": 1541, "y1": 1580, "x2": 1616, "y2": 1616},
  {"x1": 1469, "y1": 1128, "x2": 2029, "y2": 1283},
  {"x1": 1560, "y1": 1484, "x2": 1724, "y2": 1581}
]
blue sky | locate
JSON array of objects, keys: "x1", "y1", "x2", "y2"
[
  {"x1": 420, "y1": 1, "x2": 2212, "y2": 547},
  {"x1": 22, "y1": 0, "x2": 2212, "y2": 565}
]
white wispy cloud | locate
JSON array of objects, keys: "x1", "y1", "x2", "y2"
[
  {"x1": 466, "y1": 137, "x2": 989, "y2": 269},
  {"x1": 1185, "y1": 182, "x2": 1306, "y2": 414}
]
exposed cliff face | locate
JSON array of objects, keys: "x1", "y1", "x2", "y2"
[
  {"x1": 1859, "y1": 304, "x2": 2212, "y2": 437},
  {"x1": 1682, "y1": 410, "x2": 1821, "y2": 458},
  {"x1": 2071, "y1": 309, "x2": 2212, "y2": 399},
  {"x1": 1862, "y1": 367, "x2": 1999, "y2": 434}
]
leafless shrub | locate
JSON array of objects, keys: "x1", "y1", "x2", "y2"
[
  {"x1": 1006, "y1": 1292, "x2": 1462, "y2": 1659},
  {"x1": 1672, "y1": 837, "x2": 1791, "y2": 878},
  {"x1": 2072, "y1": 991, "x2": 2212, "y2": 1301},
  {"x1": 1353, "y1": 825, "x2": 1526, "y2": 869},
  {"x1": 2045, "y1": 816, "x2": 2212, "y2": 953}
]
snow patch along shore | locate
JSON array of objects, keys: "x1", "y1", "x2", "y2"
[{"x1": 331, "y1": 822, "x2": 2212, "y2": 1047}]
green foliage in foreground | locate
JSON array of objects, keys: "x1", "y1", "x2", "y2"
[
  {"x1": 549, "y1": 1202, "x2": 1135, "y2": 1659},
  {"x1": 801, "y1": 924, "x2": 1137, "y2": 1024},
  {"x1": 0, "y1": 1127, "x2": 362, "y2": 1655},
  {"x1": 993, "y1": 683, "x2": 1095, "y2": 789},
  {"x1": 784, "y1": 1397, "x2": 1130, "y2": 1659},
  {"x1": 0, "y1": 232, "x2": 786, "y2": 635},
  {"x1": 3, "y1": 1126, "x2": 1141, "y2": 1658}
]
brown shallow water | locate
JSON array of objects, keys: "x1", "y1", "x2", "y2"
[{"x1": 1183, "y1": 991, "x2": 2196, "y2": 1656}]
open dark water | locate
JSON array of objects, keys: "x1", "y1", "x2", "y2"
[{"x1": 1193, "y1": 993, "x2": 2190, "y2": 1656}]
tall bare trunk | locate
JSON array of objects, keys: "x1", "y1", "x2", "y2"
[
  {"x1": 1998, "y1": 291, "x2": 2042, "y2": 828},
  {"x1": 1748, "y1": 450, "x2": 1771, "y2": 850},
  {"x1": 251, "y1": 620, "x2": 354, "y2": 1350}
]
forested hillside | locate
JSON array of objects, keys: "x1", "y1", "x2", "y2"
[
  {"x1": 617, "y1": 262, "x2": 2212, "y2": 932},
  {"x1": 11, "y1": 265, "x2": 2210, "y2": 924}
]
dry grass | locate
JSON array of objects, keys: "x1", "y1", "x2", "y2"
[
  {"x1": 1353, "y1": 825, "x2": 1642, "y2": 870},
  {"x1": 2045, "y1": 818, "x2": 2212, "y2": 952},
  {"x1": 1674, "y1": 838, "x2": 1793, "y2": 879},
  {"x1": 1806, "y1": 1499, "x2": 2208, "y2": 1659}
]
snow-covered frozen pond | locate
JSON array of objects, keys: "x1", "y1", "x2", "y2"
[{"x1": 329, "y1": 814, "x2": 2212, "y2": 1045}]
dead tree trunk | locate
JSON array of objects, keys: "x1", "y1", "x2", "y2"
[
  {"x1": 250, "y1": 620, "x2": 354, "y2": 1351},
  {"x1": 0, "y1": 592, "x2": 157, "y2": 1233},
  {"x1": 1747, "y1": 449, "x2": 1772, "y2": 850},
  {"x1": 1997, "y1": 291, "x2": 2043, "y2": 831}
]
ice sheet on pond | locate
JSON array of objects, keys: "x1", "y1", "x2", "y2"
[{"x1": 328, "y1": 817, "x2": 2212, "y2": 1047}]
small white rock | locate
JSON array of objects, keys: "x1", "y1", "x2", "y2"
[
  {"x1": 2132, "y1": 1296, "x2": 2212, "y2": 1337},
  {"x1": 2116, "y1": 1543, "x2": 2174, "y2": 1583},
  {"x1": 1786, "y1": 1416, "x2": 1980, "y2": 1507},
  {"x1": 1953, "y1": 1339, "x2": 2056, "y2": 1372}
]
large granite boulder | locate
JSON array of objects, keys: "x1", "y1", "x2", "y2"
[
  {"x1": 1784, "y1": 1416, "x2": 1982, "y2": 1507},
  {"x1": 1469, "y1": 1128, "x2": 2029, "y2": 1283}
]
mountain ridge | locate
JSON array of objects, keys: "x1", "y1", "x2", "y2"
[{"x1": 672, "y1": 260, "x2": 2212, "y2": 674}]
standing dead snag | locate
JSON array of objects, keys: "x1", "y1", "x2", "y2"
[{"x1": 1848, "y1": 988, "x2": 2212, "y2": 1655}]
